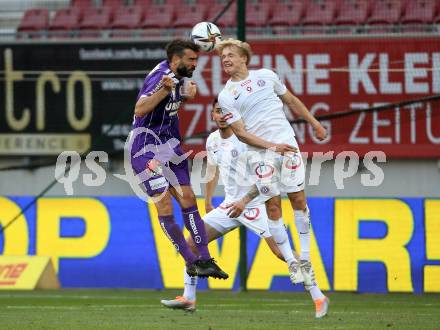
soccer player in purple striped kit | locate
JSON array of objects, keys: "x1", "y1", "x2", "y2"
[{"x1": 130, "y1": 40, "x2": 228, "y2": 279}]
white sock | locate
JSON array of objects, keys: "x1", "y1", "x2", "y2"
[
  {"x1": 294, "y1": 206, "x2": 311, "y2": 261},
  {"x1": 183, "y1": 266, "x2": 197, "y2": 301},
  {"x1": 305, "y1": 284, "x2": 325, "y2": 300},
  {"x1": 268, "y1": 218, "x2": 297, "y2": 265}
]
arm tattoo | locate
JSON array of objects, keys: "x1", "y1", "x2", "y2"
[{"x1": 243, "y1": 185, "x2": 260, "y2": 204}]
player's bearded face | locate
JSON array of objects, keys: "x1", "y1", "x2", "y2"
[{"x1": 177, "y1": 49, "x2": 198, "y2": 78}]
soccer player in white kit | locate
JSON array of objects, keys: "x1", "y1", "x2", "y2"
[
  {"x1": 216, "y1": 39, "x2": 329, "y2": 318},
  {"x1": 161, "y1": 98, "x2": 328, "y2": 318}
]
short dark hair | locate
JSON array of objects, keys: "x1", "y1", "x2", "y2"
[
  {"x1": 165, "y1": 39, "x2": 200, "y2": 61},
  {"x1": 212, "y1": 96, "x2": 219, "y2": 108}
]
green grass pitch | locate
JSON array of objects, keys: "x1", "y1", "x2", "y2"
[{"x1": 0, "y1": 290, "x2": 439, "y2": 329}]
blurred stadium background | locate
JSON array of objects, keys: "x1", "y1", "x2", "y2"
[{"x1": 0, "y1": 0, "x2": 439, "y2": 322}]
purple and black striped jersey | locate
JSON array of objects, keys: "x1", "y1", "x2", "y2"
[{"x1": 131, "y1": 60, "x2": 185, "y2": 155}]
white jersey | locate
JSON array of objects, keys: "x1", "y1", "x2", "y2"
[
  {"x1": 206, "y1": 130, "x2": 265, "y2": 208},
  {"x1": 218, "y1": 68, "x2": 295, "y2": 150}
]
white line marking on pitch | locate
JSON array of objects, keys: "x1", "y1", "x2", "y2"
[
  {"x1": 1, "y1": 294, "x2": 148, "y2": 300},
  {"x1": 6, "y1": 304, "x2": 162, "y2": 309}
]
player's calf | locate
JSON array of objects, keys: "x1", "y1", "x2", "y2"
[
  {"x1": 300, "y1": 260, "x2": 316, "y2": 288},
  {"x1": 288, "y1": 260, "x2": 304, "y2": 284}
]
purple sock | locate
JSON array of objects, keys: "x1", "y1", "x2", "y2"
[
  {"x1": 182, "y1": 205, "x2": 211, "y2": 260},
  {"x1": 158, "y1": 215, "x2": 197, "y2": 265}
]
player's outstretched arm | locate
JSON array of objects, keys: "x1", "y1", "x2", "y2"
[
  {"x1": 280, "y1": 91, "x2": 327, "y2": 141},
  {"x1": 204, "y1": 163, "x2": 219, "y2": 213},
  {"x1": 226, "y1": 184, "x2": 259, "y2": 218},
  {"x1": 134, "y1": 76, "x2": 174, "y2": 118},
  {"x1": 229, "y1": 119, "x2": 297, "y2": 154}
]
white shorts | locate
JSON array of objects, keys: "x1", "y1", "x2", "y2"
[
  {"x1": 203, "y1": 203, "x2": 271, "y2": 238},
  {"x1": 249, "y1": 139, "x2": 305, "y2": 197}
]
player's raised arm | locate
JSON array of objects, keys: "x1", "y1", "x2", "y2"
[
  {"x1": 280, "y1": 90, "x2": 327, "y2": 141},
  {"x1": 204, "y1": 163, "x2": 219, "y2": 213},
  {"x1": 229, "y1": 119, "x2": 298, "y2": 155},
  {"x1": 134, "y1": 75, "x2": 174, "y2": 118},
  {"x1": 181, "y1": 80, "x2": 197, "y2": 102}
]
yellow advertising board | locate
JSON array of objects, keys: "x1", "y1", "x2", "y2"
[{"x1": 0, "y1": 256, "x2": 60, "y2": 290}]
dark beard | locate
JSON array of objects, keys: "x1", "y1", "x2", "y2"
[{"x1": 176, "y1": 63, "x2": 193, "y2": 78}]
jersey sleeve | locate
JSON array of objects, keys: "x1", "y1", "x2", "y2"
[
  {"x1": 205, "y1": 135, "x2": 218, "y2": 166},
  {"x1": 218, "y1": 92, "x2": 241, "y2": 125},
  {"x1": 262, "y1": 68, "x2": 287, "y2": 96},
  {"x1": 139, "y1": 70, "x2": 164, "y2": 97}
]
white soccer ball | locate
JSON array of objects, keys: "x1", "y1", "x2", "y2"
[{"x1": 191, "y1": 21, "x2": 222, "y2": 53}]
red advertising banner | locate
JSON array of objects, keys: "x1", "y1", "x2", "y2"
[{"x1": 181, "y1": 37, "x2": 440, "y2": 158}]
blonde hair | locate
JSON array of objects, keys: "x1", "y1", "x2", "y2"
[{"x1": 216, "y1": 38, "x2": 253, "y2": 65}]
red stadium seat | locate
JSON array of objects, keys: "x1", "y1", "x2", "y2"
[
  {"x1": 206, "y1": 2, "x2": 236, "y2": 28},
  {"x1": 102, "y1": 0, "x2": 126, "y2": 16},
  {"x1": 246, "y1": 2, "x2": 271, "y2": 27},
  {"x1": 368, "y1": 0, "x2": 403, "y2": 25},
  {"x1": 141, "y1": 4, "x2": 174, "y2": 29},
  {"x1": 302, "y1": 0, "x2": 338, "y2": 34},
  {"x1": 103, "y1": 0, "x2": 125, "y2": 7},
  {"x1": 366, "y1": 0, "x2": 403, "y2": 33},
  {"x1": 401, "y1": 0, "x2": 436, "y2": 24},
  {"x1": 134, "y1": 0, "x2": 175, "y2": 6},
  {"x1": 79, "y1": 6, "x2": 112, "y2": 38},
  {"x1": 70, "y1": 0, "x2": 94, "y2": 9},
  {"x1": 111, "y1": 5, "x2": 143, "y2": 33},
  {"x1": 17, "y1": 8, "x2": 50, "y2": 33},
  {"x1": 173, "y1": 3, "x2": 207, "y2": 29},
  {"x1": 49, "y1": 7, "x2": 82, "y2": 38},
  {"x1": 302, "y1": 0, "x2": 338, "y2": 26},
  {"x1": 335, "y1": 0, "x2": 369, "y2": 26},
  {"x1": 269, "y1": 1, "x2": 304, "y2": 28}
]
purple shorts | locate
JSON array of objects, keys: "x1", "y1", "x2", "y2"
[{"x1": 130, "y1": 144, "x2": 191, "y2": 197}]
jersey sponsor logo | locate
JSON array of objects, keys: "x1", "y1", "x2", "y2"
[
  {"x1": 255, "y1": 163, "x2": 275, "y2": 178},
  {"x1": 189, "y1": 214, "x2": 199, "y2": 235},
  {"x1": 246, "y1": 86, "x2": 253, "y2": 93},
  {"x1": 240, "y1": 79, "x2": 252, "y2": 87},
  {"x1": 243, "y1": 208, "x2": 260, "y2": 220},
  {"x1": 165, "y1": 100, "x2": 182, "y2": 113},
  {"x1": 257, "y1": 79, "x2": 266, "y2": 87},
  {"x1": 149, "y1": 176, "x2": 168, "y2": 191},
  {"x1": 234, "y1": 93, "x2": 241, "y2": 100},
  {"x1": 285, "y1": 153, "x2": 302, "y2": 170}
]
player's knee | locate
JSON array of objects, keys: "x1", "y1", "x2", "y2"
[
  {"x1": 180, "y1": 190, "x2": 197, "y2": 208},
  {"x1": 266, "y1": 203, "x2": 282, "y2": 220},
  {"x1": 288, "y1": 192, "x2": 307, "y2": 210},
  {"x1": 155, "y1": 196, "x2": 173, "y2": 215}
]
